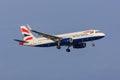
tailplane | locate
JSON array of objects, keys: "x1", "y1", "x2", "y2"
[{"x1": 20, "y1": 25, "x2": 35, "y2": 41}]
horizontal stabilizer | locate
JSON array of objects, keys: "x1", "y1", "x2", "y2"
[{"x1": 14, "y1": 39, "x2": 28, "y2": 43}]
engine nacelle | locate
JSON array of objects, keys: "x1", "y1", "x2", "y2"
[
  {"x1": 73, "y1": 43, "x2": 86, "y2": 48},
  {"x1": 60, "y1": 38, "x2": 73, "y2": 45}
]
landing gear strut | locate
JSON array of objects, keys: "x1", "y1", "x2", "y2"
[
  {"x1": 56, "y1": 41, "x2": 61, "y2": 49},
  {"x1": 66, "y1": 46, "x2": 70, "y2": 52}
]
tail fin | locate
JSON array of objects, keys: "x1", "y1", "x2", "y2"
[{"x1": 20, "y1": 25, "x2": 35, "y2": 41}]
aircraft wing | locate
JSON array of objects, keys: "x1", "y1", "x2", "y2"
[{"x1": 31, "y1": 30, "x2": 63, "y2": 41}]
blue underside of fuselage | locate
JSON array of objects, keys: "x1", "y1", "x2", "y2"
[{"x1": 34, "y1": 36, "x2": 104, "y2": 47}]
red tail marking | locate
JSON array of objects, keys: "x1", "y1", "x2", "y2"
[
  {"x1": 21, "y1": 28, "x2": 30, "y2": 33},
  {"x1": 19, "y1": 42, "x2": 24, "y2": 45},
  {"x1": 25, "y1": 37, "x2": 33, "y2": 41}
]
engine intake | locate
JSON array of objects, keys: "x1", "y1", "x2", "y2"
[
  {"x1": 60, "y1": 38, "x2": 73, "y2": 44},
  {"x1": 73, "y1": 43, "x2": 86, "y2": 48}
]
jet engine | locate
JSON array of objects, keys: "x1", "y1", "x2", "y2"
[
  {"x1": 73, "y1": 43, "x2": 86, "y2": 48},
  {"x1": 60, "y1": 38, "x2": 73, "y2": 44}
]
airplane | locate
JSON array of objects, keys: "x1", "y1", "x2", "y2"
[{"x1": 14, "y1": 25, "x2": 105, "y2": 52}]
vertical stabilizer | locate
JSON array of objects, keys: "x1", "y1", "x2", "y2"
[{"x1": 20, "y1": 25, "x2": 35, "y2": 41}]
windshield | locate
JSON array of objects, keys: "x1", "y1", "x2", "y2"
[{"x1": 95, "y1": 30, "x2": 102, "y2": 33}]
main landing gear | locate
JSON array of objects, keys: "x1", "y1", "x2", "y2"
[
  {"x1": 56, "y1": 41, "x2": 71, "y2": 52},
  {"x1": 57, "y1": 45, "x2": 71, "y2": 52},
  {"x1": 57, "y1": 46, "x2": 61, "y2": 49},
  {"x1": 66, "y1": 46, "x2": 70, "y2": 52},
  {"x1": 56, "y1": 41, "x2": 61, "y2": 49}
]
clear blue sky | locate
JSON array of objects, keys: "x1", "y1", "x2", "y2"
[{"x1": 1, "y1": 0, "x2": 120, "y2": 80}]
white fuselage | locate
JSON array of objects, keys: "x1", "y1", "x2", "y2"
[{"x1": 23, "y1": 29, "x2": 105, "y2": 47}]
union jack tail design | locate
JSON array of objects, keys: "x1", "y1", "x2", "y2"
[{"x1": 20, "y1": 25, "x2": 35, "y2": 41}]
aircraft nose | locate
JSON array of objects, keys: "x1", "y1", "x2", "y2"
[{"x1": 101, "y1": 33, "x2": 105, "y2": 37}]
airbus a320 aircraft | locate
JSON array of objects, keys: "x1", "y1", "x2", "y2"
[{"x1": 14, "y1": 25, "x2": 105, "y2": 52}]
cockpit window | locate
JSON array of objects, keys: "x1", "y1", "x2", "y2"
[{"x1": 95, "y1": 31, "x2": 101, "y2": 33}]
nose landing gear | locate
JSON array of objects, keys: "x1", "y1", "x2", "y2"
[{"x1": 91, "y1": 41, "x2": 95, "y2": 46}]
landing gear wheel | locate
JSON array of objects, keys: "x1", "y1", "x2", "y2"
[
  {"x1": 91, "y1": 41, "x2": 95, "y2": 47},
  {"x1": 92, "y1": 43, "x2": 95, "y2": 46},
  {"x1": 57, "y1": 46, "x2": 61, "y2": 49},
  {"x1": 66, "y1": 48, "x2": 70, "y2": 52},
  {"x1": 56, "y1": 41, "x2": 61, "y2": 49},
  {"x1": 92, "y1": 43, "x2": 95, "y2": 47}
]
